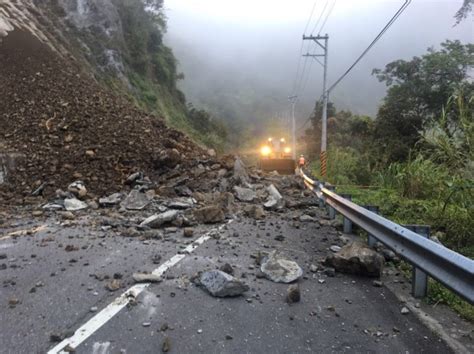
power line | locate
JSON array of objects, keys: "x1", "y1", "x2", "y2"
[
  {"x1": 291, "y1": 1, "x2": 318, "y2": 96},
  {"x1": 318, "y1": 0, "x2": 337, "y2": 35},
  {"x1": 310, "y1": 0, "x2": 328, "y2": 35},
  {"x1": 327, "y1": 0, "x2": 411, "y2": 93}
]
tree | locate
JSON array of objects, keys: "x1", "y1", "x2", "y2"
[
  {"x1": 372, "y1": 40, "x2": 474, "y2": 162},
  {"x1": 454, "y1": 0, "x2": 473, "y2": 25}
]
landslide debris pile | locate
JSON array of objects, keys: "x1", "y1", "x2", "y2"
[{"x1": 0, "y1": 29, "x2": 208, "y2": 199}]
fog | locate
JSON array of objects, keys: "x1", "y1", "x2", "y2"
[{"x1": 163, "y1": 0, "x2": 472, "y2": 141}]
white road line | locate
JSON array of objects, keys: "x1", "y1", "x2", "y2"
[{"x1": 48, "y1": 222, "x2": 230, "y2": 354}]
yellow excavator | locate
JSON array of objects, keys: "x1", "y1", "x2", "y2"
[{"x1": 259, "y1": 137, "x2": 295, "y2": 174}]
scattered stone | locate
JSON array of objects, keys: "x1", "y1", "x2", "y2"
[
  {"x1": 132, "y1": 272, "x2": 162, "y2": 283},
  {"x1": 67, "y1": 180, "x2": 87, "y2": 199},
  {"x1": 162, "y1": 337, "x2": 171, "y2": 352},
  {"x1": 183, "y1": 228, "x2": 194, "y2": 238},
  {"x1": 233, "y1": 186, "x2": 257, "y2": 202},
  {"x1": 8, "y1": 297, "x2": 20, "y2": 307},
  {"x1": 90, "y1": 306, "x2": 98, "y2": 312},
  {"x1": 324, "y1": 267, "x2": 336, "y2": 277},
  {"x1": 156, "y1": 148, "x2": 181, "y2": 168},
  {"x1": 140, "y1": 210, "x2": 179, "y2": 228},
  {"x1": 286, "y1": 284, "x2": 301, "y2": 304},
  {"x1": 260, "y1": 251, "x2": 303, "y2": 283},
  {"x1": 225, "y1": 334, "x2": 233, "y2": 340},
  {"x1": 244, "y1": 205, "x2": 265, "y2": 219},
  {"x1": 372, "y1": 280, "x2": 383, "y2": 287},
  {"x1": 99, "y1": 193, "x2": 123, "y2": 207},
  {"x1": 64, "y1": 198, "x2": 88, "y2": 211},
  {"x1": 274, "y1": 235, "x2": 285, "y2": 242},
  {"x1": 105, "y1": 279, "x2": 121, "y2": 291},
  {"x1": 168, "y1": 198, "x2": 194, "y2": 209},
  {"x1": 199, "y1": 270, "x2": 249, "y2": 297},
  {"x1": 142, "y1": 322, "x2": 151, "y2": 327},
  {"x1": 310, "y1": 264, "x2": 318, "y2": 273},
  {"x1": 325, "y1": 242, "x2": 384, "y2": 277},
  {"x1": 121, "y1": 189, "x2": 150, "y2": 210},
  {"x1": 220, "y1": 263, "x2": 234, "y2": 275},
  {"x1": 32, "y1": 210, "x2": 43, "y2": 217},
  {"x1": 193, "y1": 205, "x2": 225, "y2": 224},
  {"x1": 299, "y1": 214, "x2": 315, "y2": 222},
  {"x1": 401, "y1": 306, "x2": 410, "y2": 315},
  {"x1": 125, "y1": 172, "x2": 143, "y2": 186},
  {"x1": 58, "y1": 211, "x2": 75, "y2": 220},
  {"x1": 330, "y1": 245, "x2": 341, "y2": 253}
]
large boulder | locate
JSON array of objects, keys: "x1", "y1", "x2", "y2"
[
  {"x1": 260, "y1": 251, "x2": 303, "y2": 283},
  {"x1": 199, "y1": 270, "x2": 249, "y2": 297},
  {"x1": 324, "y1": 242, "x2": 384, "y2": 277},
  {"x1": 233, "y1": 186, "x2": 256, "y2": 202},
  {"x1": 193, "y1": 205, "x2": 225, "y2": 224}
]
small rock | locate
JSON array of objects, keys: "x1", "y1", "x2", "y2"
[
  {"x1": 140, "y1": 210, "x2": 179, "y2": 228},
  {"x1": 183, "y1": 228, "x2": 194, "y2": 238},
  {"x1": 233, "y1": 186, "x2": 257, "y2": 202},
  {"x1": 132, "y1": 273, "x2": 162, "y2": 283},
  {"x1": 90, "y1": 306, "x2": 98, "y2": 312},
  {"x1": 99, "y1": 193, "x2": 123, "y2": 207},
  {"x1": 121, "y1": 189, "x2": 150, "y2": 210},
  {"x1": 260, "y1": 251, "x2": 303, "y2": 283},
  {"x1": 299, "y1": 214, "x2": 315, "y2": 222},
  {"x1": 324, "y1": 267, "x2": 336, "y2": 277},
  {"x1": 401, "y1": 306, "x2": 410, "y2": 315},
  {"x1": 162, "y1": 337, "x2": 171, "y2": 352},
  {"x1": 67, "y1": 180, "x2": 87, "y2": 199},
  {"x1": 325, "y1": 242, "x2": 384, "y2": 277},
  {"x1": 64, "y1": 198, "x2": 88, "y2": 211},
  {"x1": 286, "y1": 284, "x2": 301, "y2": 304},
  {"x1": 220, "y1": 263, "x2": 234, "y2": 275},
  {"x1": 8, "y1": 297, "x2": 20, "y2": 307},
  {"x1": 199, "y1": 270, "x2": 249, "y2": 297},
  {"x1": 32, "y1": 210, "x2": 43, "y2": 217},
  {"x1": 105, "y1": 279, "x2": 121, "y2": 291},
  {"x1": 330, "y1": 245, "x2": 341, "y2": 253},
  {"x1": 372, "y1": 280, "x2": 383, "y2": 287},
  {"x1": 142, "y1": 322, "x2": 151, "y2": 327},
  {"x1": 193, "y1": 205, "x2": 225, "y2": 224},
  {"x1": 310, "y1": 264, "x2": 318, "y2": 273}
]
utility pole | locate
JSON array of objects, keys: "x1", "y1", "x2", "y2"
[
  {"x1": 302, "y1": 34, "x2": 329, "y2": 177},
  {"x1": 288, "y1": 95, "x2": 298, "y2": 160}
]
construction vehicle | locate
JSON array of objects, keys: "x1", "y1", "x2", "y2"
[{"x1": 259, "y1": 137, "x2": 295, "y2": 174}]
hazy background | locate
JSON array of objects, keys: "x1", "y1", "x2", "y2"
[{"x1": 163, "y1": 0, "x2": 472, "y2": 145}]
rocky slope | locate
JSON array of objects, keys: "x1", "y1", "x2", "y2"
[{"x1": 0, "y1": 1, "x2": 212, "y2": 199}]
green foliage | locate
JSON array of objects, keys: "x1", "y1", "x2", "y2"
[{"x1": 372, "y1": 40, "x2": 474, "y2": 163}]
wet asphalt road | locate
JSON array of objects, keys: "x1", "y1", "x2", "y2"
[{"x1": 0, "y1": 207, "x2": 452, "y2": 354}]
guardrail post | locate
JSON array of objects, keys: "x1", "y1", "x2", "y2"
[
  {"x1": 325, "y1": 185, "x2": 336, "y2": 219},
  {"x1": 404, "y1": 225, "x2": 430, "y2": 298},
  {"x1": 363, "y1": 205, "x2": 379, "y2": 247},
  {"x1": 340, "y1": 194, "x2": 352, "y2": 233}
]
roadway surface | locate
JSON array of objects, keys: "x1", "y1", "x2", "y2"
[{"x1": 0, "y1": 203, "x2": 454, "y2": 354}]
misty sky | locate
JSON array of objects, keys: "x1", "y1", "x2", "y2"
[{"x1": 163, "y1": 0, "x2": 473, "y2": 131}]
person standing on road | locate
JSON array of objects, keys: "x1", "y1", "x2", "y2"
[{"x1": 298, "y1": 154, "x2": 305, "y2": 168}]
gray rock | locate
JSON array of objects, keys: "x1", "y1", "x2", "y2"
[
  {"x1": 381, "y1": 248, "x2": 397, "y2": 261},
  {"x1": 401, "y1": 306, "x2": 410, "y2": 315},
  {"x1": 244, "y1": 205, "x2": 266, "y2": 219},
  {"x1": 183, "y1": 228, "x2": 194, "y2": 237},
  {"x1": 310, "y1": 264, "x2": 318, "y2": 273},
  {"x1": 99, "y1": 193, "x2": 123, "y2": 207},
  {"x1": 233, "y1": 157, "x2": 250, "y2": 186},
  {"x1": 132, "y1": 272, "x2": 162, "y2": 283},
  {"x1": 325, "y1": 242, "x2": 385, "y2": 277},
  {"x1": 121, "y1": 189, "x2": 150, "y2": 210},
  {"x1": 193, "y1": 205, "x2": 225, "y2": 224},
  {"x1": 330, "y1": 245, "x2": 342, "y2": 252},
  {"x1": 125, "y1": 171, "x2": 143, "y2": 185},
  {"x1": 260, "y1": 251, "x2": 303, "y2": 283},
  {"x1": 64, "y1": 198, "x2": 88, "y2": 211},
  {"x1": 140, "y1": 210, "x2": 179, "y2": 228},
  {"x1": 267, "y1": 184, "x2": 282, "y2": 200},
  {"x1": 42, "y1": 201, "x2": 64, "y2": 210},
  {"x1": 233, "y1": 186, "x2": 257, "y2": 202},
  {"x1": 199, "y1": 270, "x2": 249, "y2": 297}
]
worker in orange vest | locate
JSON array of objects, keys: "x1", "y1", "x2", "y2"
[{"x1": 298, "y1": 154, "x2": 305, "y2": 168}]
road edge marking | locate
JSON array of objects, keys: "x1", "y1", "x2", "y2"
[{"x1": 47, "y1": 221, "x2": 231, "y2": 354}]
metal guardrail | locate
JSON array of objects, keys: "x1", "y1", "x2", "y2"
[{"x1": 298, "y1": 169, "x2": 474, "y2": 304}]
